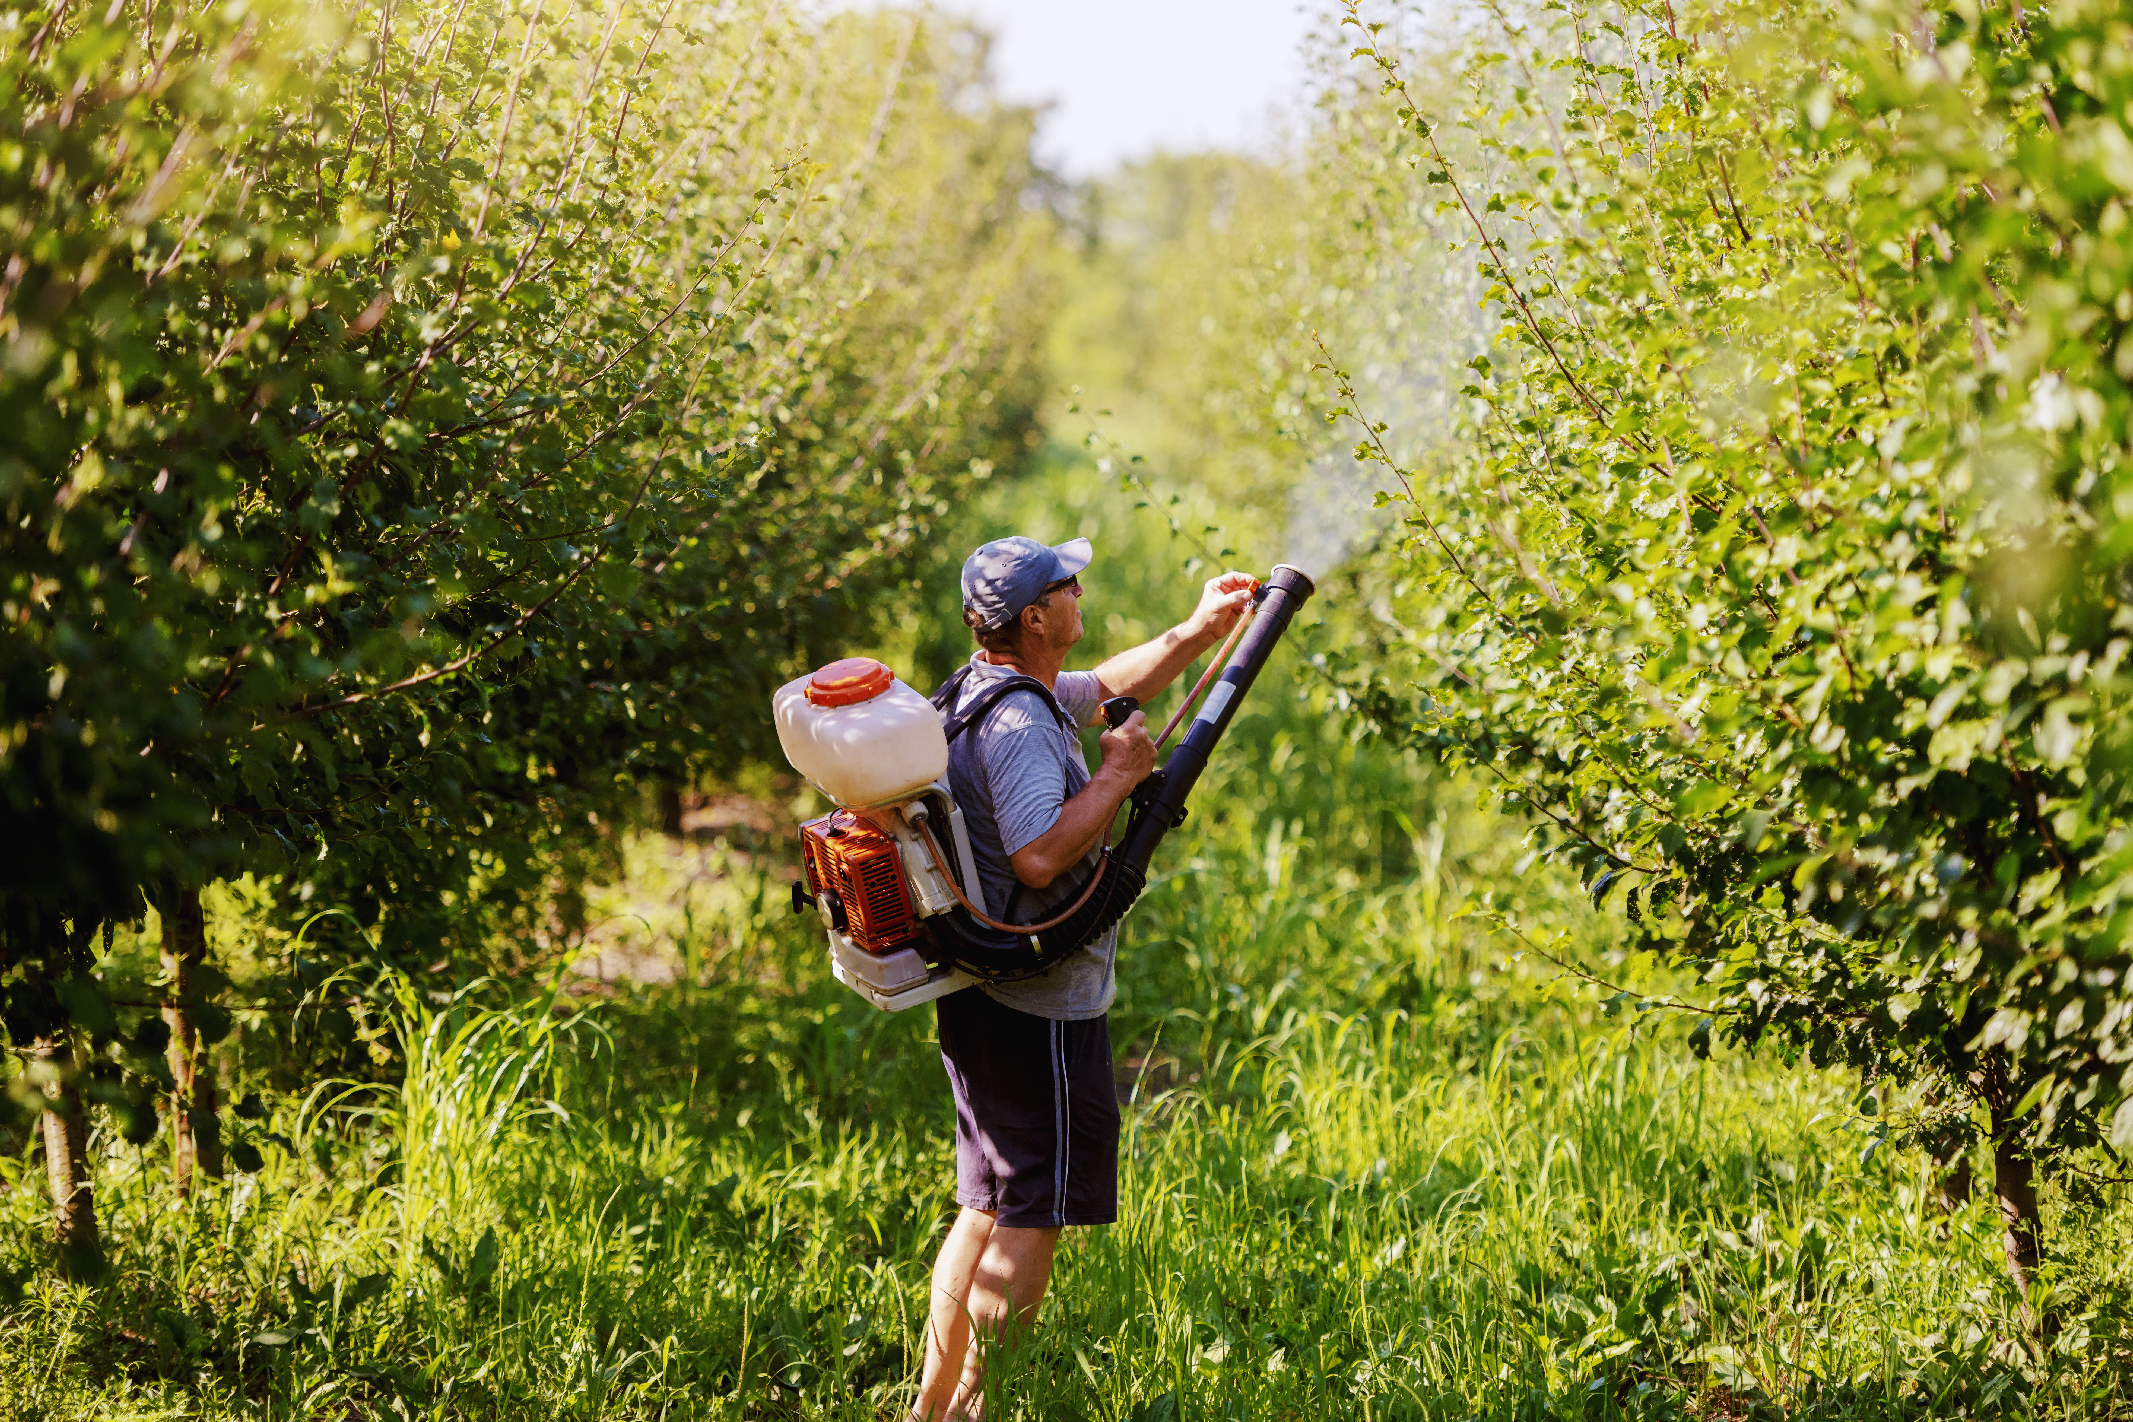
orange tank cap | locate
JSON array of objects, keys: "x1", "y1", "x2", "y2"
[{"x1": 806, "y1": 657, "x2": 895, "y2": 707}]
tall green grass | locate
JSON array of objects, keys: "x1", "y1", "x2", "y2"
[
  {"x1": 4, "y1": 459, "x2": 2131, "y2": 1419},
  {"x1": 11, "y1": 894, "x2": 2126, "y2": 1418}
]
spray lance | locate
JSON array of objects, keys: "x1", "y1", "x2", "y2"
[{"x1": 771, "y1": 564, "x2": 1317, "y2": 1011}]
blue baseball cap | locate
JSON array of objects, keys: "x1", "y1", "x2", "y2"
[{"x1": 960, "y1": 535, "x2": 1094, "y2": 631}]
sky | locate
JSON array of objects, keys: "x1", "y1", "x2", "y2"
[{"x1": 943, "y1": 0, "x2": 1325, "y2": 180}]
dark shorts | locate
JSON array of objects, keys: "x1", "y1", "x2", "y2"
[{"x1": 936, "y1": 987, "x2": 1120, "y2": 1229}]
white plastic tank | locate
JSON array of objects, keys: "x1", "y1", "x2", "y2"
[{"x1": 773, "y1": 657, "x2": 949, "y2": 809}]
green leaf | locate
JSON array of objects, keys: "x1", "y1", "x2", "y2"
[
  {"x1": 592, "y1": 560, "x2": 642, "y2": 602},
  {"x1": 1672, "y1": 781, "x2": 1731, "y2": 818},
  {"x1": 56, "y1": 976, "x2": 116, "y2": 1036},
  {"x1": 2110, "y1": 1099, "x2": 2133, "y2": 1154},
  {"x1": 1129, "y1": 1392, "x2": 1180, "y2": 1422},
  {"x1": 193, "y1": 1001, "x2": 234, "y2": 1046}
]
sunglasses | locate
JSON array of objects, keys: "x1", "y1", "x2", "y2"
[{"x1": 1040, "y1": 574, "x2": 1082, "y2": 598}]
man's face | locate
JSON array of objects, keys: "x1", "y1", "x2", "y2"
[{"x1": 1023, "y1": 574, "x2": 1084, "y2": 653}]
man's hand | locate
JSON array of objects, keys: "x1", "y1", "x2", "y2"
[
  {"x1": 1184, "y1": 571, "x2": 1258, "y2": 643},
  {"x1": 1090, "y1": 569, "x2": 1257, "y2": 711},
  {"x1": 1095, "y1": 709, "x2": 1156, "y2": 788}
]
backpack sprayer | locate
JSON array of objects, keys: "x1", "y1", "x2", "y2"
[{"x1": 772, "y1": 564, "x2": 1317, "y2": 1011}]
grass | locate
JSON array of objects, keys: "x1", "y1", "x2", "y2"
[{"x1": 4, "y1": 461, "x2": 2132, "y2": 1420}]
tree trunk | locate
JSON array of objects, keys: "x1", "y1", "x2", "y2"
[
  {"x1": 31, "y1": 1036, "x2": 100, "y2": 1265},
  {"x1": 1988, "y1": 1092, "x2": 2042, "y2": 1296},
  {"x1": 162, "y1": 889, "x2": 222, "y2": 1194},
  {"x1": 658, "y1": 783, "x2": 687, "y2": 838}
]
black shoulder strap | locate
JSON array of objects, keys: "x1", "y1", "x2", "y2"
[
  {"x1": 925, "y1": 664, "x2": 1101, "y2": 955},
  {"x1": 931, "y1": 665, "x2": 1073, "y2": 745},
  {"x1": 927, "y1": 663, "x2": 975, "y2": 715}
]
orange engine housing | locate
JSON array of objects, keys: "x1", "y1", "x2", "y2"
[{"x1": 799, "y1": 810, "x2": 924, "y2": 955}]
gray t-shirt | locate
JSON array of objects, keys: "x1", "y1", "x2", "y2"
[{"x1": 943, "y1": 653, "x2": 1118, "y2": 1020}]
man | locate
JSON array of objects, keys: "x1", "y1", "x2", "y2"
[{"x1": 909, "y1": 533, "x2": 1256, "y2": 1422}]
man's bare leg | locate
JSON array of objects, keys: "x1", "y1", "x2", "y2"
[
  {"x1": 911, "y1": 1208, "x2": 994, "y2": 1421},
  {"x1": 910, "y1": 1208, "x2": 1061, "y2": 1421},
  {"x1": 944, "y1": 1222, "x2": 1060, "y2": 1420}
]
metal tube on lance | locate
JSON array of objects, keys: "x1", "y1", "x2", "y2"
[{"x1": 1113, "y1": 564, "x2": 1317, "y2": 877}]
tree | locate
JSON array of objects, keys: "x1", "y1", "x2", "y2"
[
  {"x1": 1327, "y1": 0, "x2": 2133, "y2": 1300},
  {"x1": 0, "y1": 0, "x2": 1045, "y2": 1251}
]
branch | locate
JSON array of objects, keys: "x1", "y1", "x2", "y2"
[{"x1": 1488, "y1": 914, "x2": 1727, "y2": 1017}]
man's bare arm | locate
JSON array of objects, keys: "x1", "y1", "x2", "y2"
[
  {"x1": 1009, "y1": 712, "x2": 1156, "y2": 889},
  {"x1": 1090, "y1": 571, "x2": 1257, "y2": 713}
]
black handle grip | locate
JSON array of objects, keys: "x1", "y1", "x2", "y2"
[{"x1": 1100, "y1": 696, "x2": 1140, "y2": 729}]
